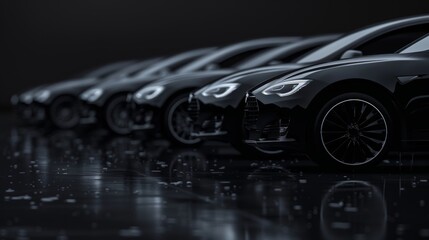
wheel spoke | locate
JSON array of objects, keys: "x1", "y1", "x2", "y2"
[
  {"x1": 324, "y1": 119, "x2": 347, "y2": 130},
  {"x1": 169, "y1": 98, "x2": 200, "y2": 143},
  {"x1": 324, "y1": 134, "x2": 348, "y2": 145},
  {"x1": 321, "y1": 98, "x2": 388, "y2": 165}
]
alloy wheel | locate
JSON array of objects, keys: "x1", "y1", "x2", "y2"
[{"x1": 320, "y1": 99, "x2": 388, "y2": 166}]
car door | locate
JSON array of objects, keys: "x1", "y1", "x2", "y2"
[{"x1": 394, "y1": 36, "x2": 429, "y2": 141}]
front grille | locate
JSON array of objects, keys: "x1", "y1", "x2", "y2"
[
  {"x1": 80, "y1": 101, "x2": 96, "y2": 118},
  {"x1": 243, "y1": 94, "x2": 259, "y2": 129},
  {"x1": 262, "y1": 120, "x2": 289, "y2": 140},
  {"x1": 188, "y1": 95, "x2": 200, "y2": 122}
]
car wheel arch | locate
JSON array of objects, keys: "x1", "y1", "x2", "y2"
[
  {"x1": 306, "y1": 78, "x2": 403, "y2": 147},
  {"x1": 160, "y1": 88, "x2": 198, "y2": 114}
]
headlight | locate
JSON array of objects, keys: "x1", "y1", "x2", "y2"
[
  {"x1": 19, "y1": 94, "x2": 33, "y2": 104},
  {"x1": 134, "y1": 86, "x2": 165, "y2": 102},
  {"x1": 80, "y1": 88, "x2": 103, "y2": 102},
  {"x1": 10, "y1": 95, "x2": 19, "y2": 105},
  {"x1": 35, "y1": 90, "x2": 51, "y2": 102},
  {"x1": 201, "y1": 83, "x2": 239, "y2": 98},
  {"x1": 262, "y1": 79, "x2": 310, "y2": 97}
]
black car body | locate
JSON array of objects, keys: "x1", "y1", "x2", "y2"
[
  {"x1": 79, "y1": 47, "x2": 218, "y2": 134},
  {"x1": 11, "y1": 60, "x2": 137, "y2": 124},
  {"x1": 28, "y1": 58, "x2": 162, "y2": 128},
  {"x1": 189, "y1": 15, "x2": 429, "y2": 156},
  {"x1": 244, "y1": 32, "x2": 429, "y2": 168},
  {"x1": 96, "y1": 37, "x2": 299, "y2": 135},
  {"x1": 130, "y1": 37, "x2": 305, "y2": 143},
  {"x1": 189, "y1": 36, "x2": 338, "y2": 137}
]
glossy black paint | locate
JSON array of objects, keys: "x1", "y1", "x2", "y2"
[
  {"x1": 34, "y1": 59, "x2": 161, "y2": 106},
  {"x1": 128, "y1": 38, "x2": 301, "y2": 131},
  {"x1": 190, "y1": 15, "x2": 429, "y2": 142},
  {"x1": 11, "y1": 61, "x2": 139, "y2": 123},
  {"x1": 11, "y1": 61, "x2": 137, "y2": 108},
  {"x1": 248, "y1": 46, "x2": 429, "y2": 151},
  {"x1": 193, "y1": 35, "x2": 343, "y2": 109},
  {"x1": 132, "y1": 38, "x2": 300, "y2": 106},
  {"x1": 84, "y1": 48, "x2": 217, "y2": 108}
]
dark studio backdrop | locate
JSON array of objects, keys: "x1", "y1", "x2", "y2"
[{"x1": 1, "y1": 0, "x2": 429, "y2": 110}]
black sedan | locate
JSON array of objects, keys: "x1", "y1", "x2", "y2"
[
  {"x1": 130, "y1": 37, "x2": 315, "y2": 144},
  {"x1": 190, "y1": 15, "x2": 429, "y2": 157},
  {"x1": 28, "y1": 58, "x2": 162, "y2": 128},
  {"x1": 79, "y1": 47, "x2": 219, "y2": 134},
  {"x1": 245, "y1": 32, "x2": 429, "y2": 168},
  {"x1": 11, "y1": 60, "x2": 137, "y2": 124},
  {"x1": 112, "y1": 37, "x2": 299, "y2": 136}
]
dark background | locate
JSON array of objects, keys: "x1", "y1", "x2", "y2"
[{"x1": 1, "y1": 0, "x2": 429, "y2": 110}]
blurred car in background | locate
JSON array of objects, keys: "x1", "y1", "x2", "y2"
[
  {"x1": 86, "y1": 37, "x2": 299, "y2": 135},
  {"x1": 79, "y1": 47, "x2": 221, "y2": 134},
  {"x1": 130, "y1": 37, "x2": 309, "y2": 144},
  {"x1": 11, "y1": 60, "x2": 138, "y2": 124}
]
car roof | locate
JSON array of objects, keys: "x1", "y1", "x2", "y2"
[
  {"x1": 238, "y1": 34, "x2": 340, "y2": 69},
  {"x1": 177, "y1": 37, "x2": 300, "y2": 72},
  {"x1": 297, "y1": 15, "x2": 429, "y2": 64},
  {"x1": 82, "y1": 60, "x2": 138, "y2": 79},
  {"x1": 135, "y1": 47, "x2": 217, "y2": 78}
]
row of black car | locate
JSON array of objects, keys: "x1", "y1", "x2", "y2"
[{"x1": 13, "y1": 15, "x2": 429, "y2": 169}]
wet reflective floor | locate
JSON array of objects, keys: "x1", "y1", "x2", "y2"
[{"x1": 1, "y1": 114, "x2": 429, "y2": 240}]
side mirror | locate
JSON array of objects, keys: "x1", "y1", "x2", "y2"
[{"x1": 340, "y1": 50, "x2": 363, "y2": 60}]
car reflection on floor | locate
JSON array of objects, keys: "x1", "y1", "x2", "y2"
[{"x1": 1, "y1": 122, "x2": 429, "y2": 239}]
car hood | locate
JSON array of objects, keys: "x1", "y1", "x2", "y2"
[
  {"x1": 33, "y1": 77, "x2": 101, "y2": 104},
  {"x1": 210, "y1": 64, "x2": 302, "y2": 84},
  {"x1": 135, "y1": 70, "x2": 235, "y2": 108},
  {"x1": 194, "y1": 64, "x2": 305, "y2": 108},
  {"x1": 93, "y1": 75, "x2": 160, "y2": 92},
  {"x1": 85, "y1": 75, "x2": 161, "y2": 106},
  {"x1": 148, "y1": 70, "x2": 234, "y2": 86},
  {"x1": 42, "y1": 77, "x2": 99, "y2": 92},
  {"x1": 265, "y1": 55, "x2": 397, "y2": 86},
  {"x1": 16, "y1": 85, "x2": 48, "y2": 104}
]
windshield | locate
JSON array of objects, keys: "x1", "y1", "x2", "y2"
[
  {"x1": 83, "y1": 61, "x2": 136, "y2": 79},
  {"x1": 103, "y1": 59, "x2": 160, "y2": 81},
  {"x1": 177, "y1": 47, "x2": 249, "y2": 72},
  {"x1": 297, "y1": 19, "x2": 416, "y2": 63},
  {"x1": 176, "y1": 38, "x2": 293, "y2": 72},
  {"x1": 133, "y1": 48, "x2": 214, "y2": 78},
  {"x1": 237, "y1": 35, "x2": 338, "y2": 69},
  {"x1": 400, "y1": 34, "x2": 429, "y2": 53}
]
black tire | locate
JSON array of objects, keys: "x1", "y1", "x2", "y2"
[
  {"x1": 309, "y1": 92, "x2": 392, "y2": 169},
  {"x1": 49, "y1": 95, "x2": 80, "y2": 129},
  {"x1": 226, "y1": 111, "x2": 284, "y2": 159},
  {"x1": 104, "y1": 94, "x2": 132, "y2": 135},
  {"x1": 163, "y1": 94, "x2": 201, "y2": 146}
]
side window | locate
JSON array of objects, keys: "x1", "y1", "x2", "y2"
[
  {"x1": 216, "y1": 47, "x2": 272, "y2": 68},
  {"x1": 400, "y1": 34, "x2": 429, "y2": 53},
  {"x1": 355, "y1": 24, "x2": 429, "y2": 55}
]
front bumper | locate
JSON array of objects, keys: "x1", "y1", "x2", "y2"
[
  {"x1": 14, "y1": 102, "x2": 46, "y2": 123},
  {"x1": 243, "y1": 94, "x2": 306, "y2": 151},
  {"x1": 128, "y1": 99, "x2": 160, "y2": 131},
  {"x1": 188, "y1": 95, "x2": 228, "y2": 140},
  {"x1": 79, "y1": 101, "x2": 99, "y2": 125}
]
